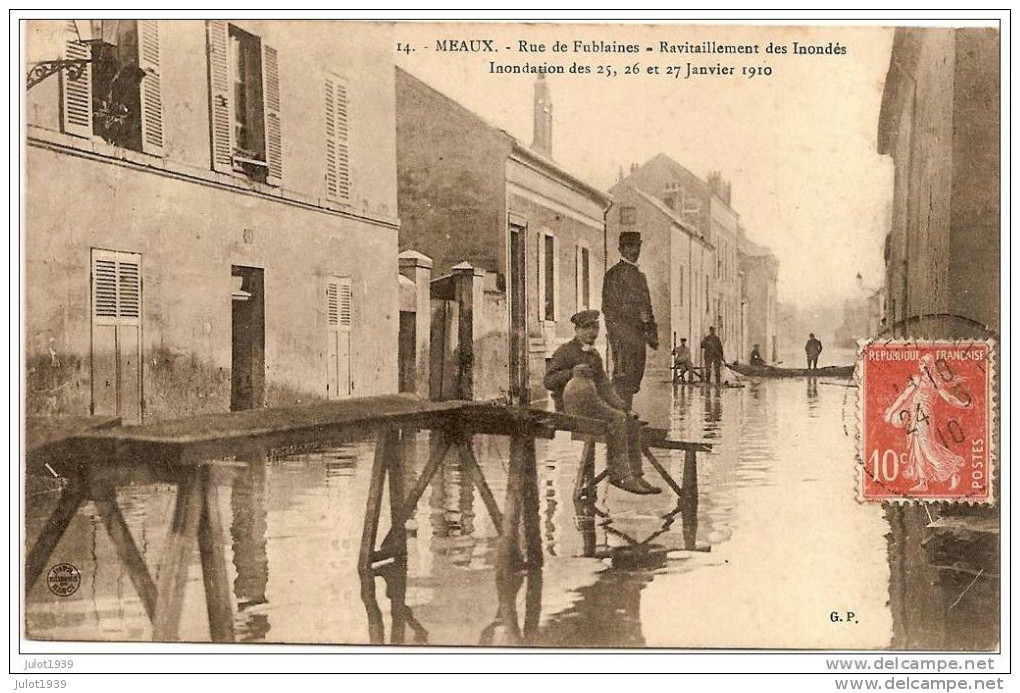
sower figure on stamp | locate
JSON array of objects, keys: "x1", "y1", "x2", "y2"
[
  {"x1": 544, "y1": 310, "x2": 661, "y2": 495},
  {"x1": 602, "y1": 231, "x2": 658, "y2": 410}
]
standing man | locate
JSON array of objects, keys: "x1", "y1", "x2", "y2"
[
  {"x1": 602, "y1": 231, "x2": 658, "y2": 410},
  {"x1": 805, "y1": 333, "x2": 823, "y2": 370},
  {"x1": 544, "y1": 310, "x2": 661, "y2": 495},
  {"x1": 700, "y1": 326, "x2": 724, "y2": 385}
]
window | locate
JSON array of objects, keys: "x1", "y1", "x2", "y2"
[
  {"x1": 575, "y1": 244, "x2": 590, "y2": 311},
  {"x1": 537, "y1": 231, "x2": 558, "y2": 322},
  {"x1": 207, "y1": 21, "x2": 282, "y2": 185},
  {"x1": 619, "y1": 206, "x2": 637, "y2": 226},
  {"x1": 60, "y1": 20, "x2": 163, "y2": 155},
  {"x1": 324, "y1": 73, "x2": 351, "y2": 200},
  {"x1": 544, "y1": 234, "x2": 556, "y2": 321}
]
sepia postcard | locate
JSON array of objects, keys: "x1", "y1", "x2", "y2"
[{"x1": 18, "y1": 14, "x2": 1003, "y2": 666}]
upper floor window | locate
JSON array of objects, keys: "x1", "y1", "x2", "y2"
[
  {"x1": 575, "y1": 244, "x2": 590, "y2": 312},
  {"x1": 619, "y1": 206, "x2": 637, "y2": 225},
  {"x1": 207, "y1": 21, "x2": 282, "y2": 185},
  {"x1": 58, "y1": 20, "x2": 163, "y2": 156},
  {"x1": 537, "y1": 231, "x2": 558, "y2": 323}
]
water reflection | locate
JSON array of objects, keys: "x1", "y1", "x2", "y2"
[{"x1": 30, "y1": 380, "x2": 992, "y2": 648}]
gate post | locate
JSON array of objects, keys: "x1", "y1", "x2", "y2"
[
  {"x1": 399, "y1": 251, "x2": 433, "y2": 395},
  {"x1": 452, "y1": 262, "x2": 484, "y2": 401}
]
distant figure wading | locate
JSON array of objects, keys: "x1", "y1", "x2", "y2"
[{"x1": 805, "y1": 333, "x2": 823, "y2": 370}]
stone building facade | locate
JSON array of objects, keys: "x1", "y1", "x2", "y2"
[
  {"x1": 877, "y1": 27, "x2": 1000, "y2": 650},
  {"x1": 877, "y1": 27, "x2": 999, "y2": 339},
  {"x1": 395, "y1": 68, "x2": 611, "y2": 403},
  {"x1": 613, "y1": 154, "x2": 762, "y2": 368},
  {"x1": 605, "y1": 183, "x2": 713, "y2": 376},
  {"x1": 737, "y1": 231, "x2": 780, "y2": 363},
  {"x1": 25, "y1": 20, "x2": 402, "y2": 422}
]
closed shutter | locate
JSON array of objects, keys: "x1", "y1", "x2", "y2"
[
  {"x1": 206, "y1": 20, "x2": 232, "y2": 173},
  {"x1": 137, "y1": 20, "x2": 164, "y2": 156},
  {"x1": 91, "y1": 249, "x2": 142, "y2": 421},
  {"x1": 324, "y1": 76, "x2": 337, "y2": 199},
  {"x1": 262, "y1": 43, "x2": 282, "y2": 186},
  {"x1": 60, "y1": 20, "x2": 92, "y2": 138},
  {"x1": 324, "y1": 75, "x2": 351, "y2": 201},
  {"x1": 324, "y1": 75, "x2": 350, "y2": 201}
]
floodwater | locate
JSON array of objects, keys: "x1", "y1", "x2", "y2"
[{"x1": 26, "y1": 377, "x2": 903, "y2": 647}]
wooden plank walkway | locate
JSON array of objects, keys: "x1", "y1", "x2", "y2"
[{"x1": 24, "y1": 393, "x2": 709, "y2": 645}]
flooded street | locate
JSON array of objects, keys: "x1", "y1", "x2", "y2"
[{"x1": 26, "y1": 378, "x2": 895, "y2": 647}]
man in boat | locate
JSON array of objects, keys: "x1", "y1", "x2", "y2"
[
  {"x1": 544, "y1": 309, "x2": 661, "y2": 495},
  {"x1": 602, "y1": 231, "x2": 658, "y2": 410},
  {"x1": 700, "y1": 326, "x2": 725, "y2": 384},
  {"x1": 750, "y1": 344, "x2": 765, "y2": 366},
  {"x1": 672, "y1": 337, "x2": 694, "y2": 383},
  {"x1": 805, "y1": 333, "x2": 823, "y2": 370}
]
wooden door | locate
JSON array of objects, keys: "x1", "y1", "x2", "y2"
[
  {"x1": 91, "y1": 249, "x2": 142, "y2": 422},
  {"x1": 325, "y1": 277, "x2": 353, "y2": 398}
]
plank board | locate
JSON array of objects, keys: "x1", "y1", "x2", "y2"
[{"x1": 27, "y1": 396, "x2": 705, "y2": 471}]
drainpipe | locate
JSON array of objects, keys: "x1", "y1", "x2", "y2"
[
  {"x1": 603, "y1": 200, "x2": 613, "y2": 276},
  {"x1": 889, "y1": 58, "x2": 917, "y2": 339},
  {"x1": 603, "y1": 199, "x2": 613, "y2": 371}
]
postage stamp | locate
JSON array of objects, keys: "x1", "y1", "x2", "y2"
[{"x1": 859, "y1": 340, "x2": 995, "y2": 504}]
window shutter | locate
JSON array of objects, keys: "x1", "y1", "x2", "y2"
[
  {"x1": 206, "y1": 20, "x2": 232, "y2": 173},
  {"x1": 337, "y1": 277, "x2": 352, "y2": 331},
  {"x1": 60, "y1": 20, "x2": 92, "y2": 138},
  {"x1": 92, "y1": 250, "x2": 141, "y2": 325},
  {"x1": 117, "y1": 259, "x2": 141, "y2": 323},
  {"x1": 324, "y1": 76, "x2": 337, "y2": 199},
  {"x1": 262, "y1": 43, "x2": 282, "y2": 186},
  {"x1": 92, "y1": 254, "x2": 118, "y2": 323},
  {"x1": 137, "y1": 20, "x2": 164, "y2": 156},
  {"x1": 334, "y1": 79, "x2": 351, "y2": 200},
  {"x1": 326, "y1": 277, "x2": 352, "y2": 331},
  {"x1": 326, "y1": 280, "x2": 339, "y2": 327}
]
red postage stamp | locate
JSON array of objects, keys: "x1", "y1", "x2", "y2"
[{"x1": 859, "y1": 340, "x2": 995, "y2": 504}]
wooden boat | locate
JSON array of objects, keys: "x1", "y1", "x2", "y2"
[{"x1": 728, "y1": 362, "x2": 855, "y2": 378}]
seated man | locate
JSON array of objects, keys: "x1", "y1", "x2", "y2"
[
  {"x1": 749, "y1": 344, "x2": 765, "y2": 366},
  {"x1": 544, "y1": 309, "x2": 661, "y2": 495},
  {"x1": 672, "y1": 337, "x2": 694, "y2": 383}
]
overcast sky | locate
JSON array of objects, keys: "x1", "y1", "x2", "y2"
[{"x1": 395, "y1": 23, "x2": 895, "y2": 309}]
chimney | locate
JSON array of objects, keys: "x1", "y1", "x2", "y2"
[
  {"x1": 630, "y1": 163, "x2": 638, "y2": 173},
  {"x1": 531, "y1": 74, "x2": 553, "y2": 157},
  {"x1": 708, "y1": 170, "x2": 732, "y2": 205}
]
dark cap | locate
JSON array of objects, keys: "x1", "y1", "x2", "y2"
[
  {"x1": 570, "y1": 309, "x2": 601, "y2": 327},
  {"x1": 619, "y1": 231, "x2": 642, "y2": 247},
  {"x1": 680, "y1": 338, "x2": 687, "y2": 343}
]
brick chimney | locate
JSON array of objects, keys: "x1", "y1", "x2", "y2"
[{"x1": 531, "y1": 74, "x2": 552, "y2": 157}]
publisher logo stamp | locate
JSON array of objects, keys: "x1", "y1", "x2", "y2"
[
  {"x1": 46, "y1": 563, "x2": 81, "y2": 597},
  {"x1": 860, "y1": 341, "x2": 994, "y2": 504}
]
